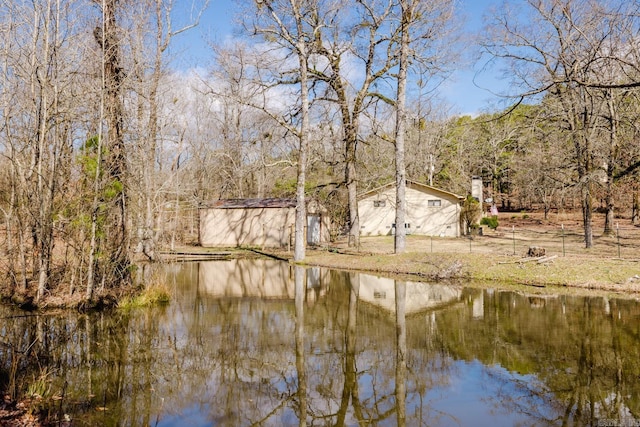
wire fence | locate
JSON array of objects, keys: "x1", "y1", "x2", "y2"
[
  {"x1": 489, "y1": 226, "x2": 640, "y2": 258},
  {"x1": 399, "y1": 223, "x2": 640, "y2": 260}
]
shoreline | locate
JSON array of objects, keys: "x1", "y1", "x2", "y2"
[
  {"x1": 3, "y1": 234, "x2": 640, "y2": 311},
  {"x1": 266, "y1": 242, "x2": 640, "y2": 299}
]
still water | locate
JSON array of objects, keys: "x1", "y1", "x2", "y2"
[{"x1": 2, "y1": 259, "x2": 640, "y2": 426}]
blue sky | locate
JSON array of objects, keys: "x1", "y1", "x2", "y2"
[{"x1": 172, "y1": 0, "x2": 507, "y2": 116}]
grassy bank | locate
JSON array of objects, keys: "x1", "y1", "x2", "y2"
[
  {"x1": 266, "y1": 219, "x2": 640, "y2": 296},
  {"x1": 298, "y1": 248, "x2": 640, "y2": 294}
]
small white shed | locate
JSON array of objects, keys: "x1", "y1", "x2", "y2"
[
  {"x1": 358, "y1": 180, "x2": 463, "y2": 238},
  {"x1": 199, "y1": 198, "x2": 330, "y2": 248}
]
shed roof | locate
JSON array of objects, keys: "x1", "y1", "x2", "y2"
[
  {"x1": 204, "y1": 198, "x2": 296, "y2": 209},
  {"x1": 358, "y1": 179, "x2": 464, "y2": 201}
]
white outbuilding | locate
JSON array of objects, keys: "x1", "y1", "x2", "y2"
[
  {"x1": 199, "y1": 198, "x2": 330, "y2": 248},
  {"x1": 358, "y1": 180, "x2": 463, "y2": 238}
]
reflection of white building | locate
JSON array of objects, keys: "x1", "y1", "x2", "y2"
[
  {"x1": 199, "y1": 259, "x2": 296, "y2": 299},
  {"x1": 198, "y1": 262, "x2": 462, "y2": 315},
  {"x1": 198, "y1": 260, "x2": 329, "y2": 300},
  {"x1": 356, "y1": 273, "x2": 462, "y2": 314},
  {"x1": 594, "y1": 392, "x2": 636, "y2": 425}
]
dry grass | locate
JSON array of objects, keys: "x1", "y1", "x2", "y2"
[{"x1": 297, "y1": 212, "x2": 640, "y2": 296}]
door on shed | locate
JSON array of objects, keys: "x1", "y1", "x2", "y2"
[{"x1": 307, "y1": 215, "x2": 321, "y2": 245}]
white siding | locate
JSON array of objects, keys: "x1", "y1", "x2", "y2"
[
  {"x1": 358, "y1": 184, "x2": 461, "y2": 237},
  {"x1": 358, "y1": 191, "x2": 396, "y2": 236},
  {"x1": 200, "y1": 207, "x2": 295, "y2": 247}
]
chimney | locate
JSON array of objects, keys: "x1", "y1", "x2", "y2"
[{"x1": 471, "y1": 176, "x2": 483, "y2": 203}]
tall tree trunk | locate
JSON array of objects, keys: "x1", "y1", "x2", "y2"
[
  {"x1": 100, "y1": 0, "x2": 130, "y2": 285},
  {"x1": 293, "y1": 62, "x2": 309, "y2": 260},
  {"x1": 292, "y1": 0, "x2": 310, "y2": 262},
  {"x1": 604, "y1": 168, "x2": 615, "y2": 235},
  {"x1": 603, "y1": 90, "x2": 618, "y2": 235},
  {"x1": 34, "y1": 1, "x2": 56, "y2": 303},
  {"x1": 86, "y1": 207, "x2": 99, "y2": 300},
  {"x1": 36, "y1": 82, "x2": 50, "y2": 303},
  {"x1": 567, "y1": 93, "x2": 595, "y2": 249},
  {"x1": 394, "y1": 0, "x2": 410, "y2": 254},
  {"x1": 582, "y1": 182, "x2": 593, "y2": 248},
  {"x1": 138, "y1": 0, "x2": 168, "y2": 262},
  {"x1": 346, "y1": 140, "x2": 359, "y2": 248},
  {"x1": 257, "y1": 0, "x2": 313, "y2": 261}
]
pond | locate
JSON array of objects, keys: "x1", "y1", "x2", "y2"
[{"x1": 1, "y1": 259, "x2": 640, "y2": 426}]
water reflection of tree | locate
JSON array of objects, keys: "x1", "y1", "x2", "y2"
[
  {"x1": 5, "y1": 265, "x2": 640, "y2": 425},
  {"x1": 329, "y1": 273, "x2": 453, "y2": 426},
  {"x1": 551, "y1": 297, "x2": 640, "y2": 424},
  {"x1": 395, "y1": 280, "x2": 406, "y2": 427},
  {"x1": 428, "y1": 289, "x2": 640, "y2": 424},
  {"x1": 0, "y1": 308, "x2": 156, "y2": 424},
  {"x1": 0, "y1": 267, "x2": 453, "y2": 425},
  {"x1": 335, "y1": 272, "x2": 364, "y2": 425},
  {"x1": 294, "y1": 266, "x2": 307, "y2": 426}
]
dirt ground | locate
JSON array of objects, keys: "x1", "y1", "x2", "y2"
[{"x1": 330, "y1": 211, "x2": 640, "y2": 260}]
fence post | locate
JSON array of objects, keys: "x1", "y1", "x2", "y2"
[
  {"x1": 561, "y1": 224, "x2": 565, "y2": 257},
  {"x1": 617, "y1": 223, "x2": 621, "y2": 258},
  {"x1": 512, "y1": 225, "x2": 515, "y2": 255}
]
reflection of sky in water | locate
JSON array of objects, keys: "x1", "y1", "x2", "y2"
[
  {"x1": 152, "y1": 360, "x2": 553, "y2": 427},
  {"x1": 158, "y1": 403, "x2": 212, "y2": 427},
  {"x1": 426, "y1": 360, "x2": 553, "y2": 427}
]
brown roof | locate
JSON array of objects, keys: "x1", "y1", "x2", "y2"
[
  {"x1": 205, "y1": 198, "x2": 296, "y2": 209},
  {"x1": 358, "y1": 180, "x2": 463, "y2": 201}
]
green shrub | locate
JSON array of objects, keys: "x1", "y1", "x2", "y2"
[
  {"x1": 480, "y1": 216, "x2": 499, "y2": 230},
  {"x1": 460, "y1": 195, "x2": 482, "y2": 233}
]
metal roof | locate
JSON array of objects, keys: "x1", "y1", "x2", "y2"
[{"x1": 205, "y1": 198, "x2": 297, "y2": 209}]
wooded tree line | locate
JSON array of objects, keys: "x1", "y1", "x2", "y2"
[
  {"x1": 0, "y1": 0, "x2": 208, "y2": 305},
  {"x1": 1, "y1": 0, "x2": 640, "y2": 305}
]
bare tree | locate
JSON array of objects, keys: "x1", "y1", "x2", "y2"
[
  {"x1": 123, "y1": 0, "x2": 208, "y2": 260},
  {"x1": 309, "y1": 0, "x2": 397, "y2": 248},
  {"x1": 206, "y1": 42, "x2": 292, "y2": 198},
  {"x1": 0, "y1": 0, "x2": 84, "y2": 302},
  {"x1": 404, "y1": 94, "x2": 452, "y2": 187},
  {"x1": 396, "y1": 0, "x2": 459, "y2": 252},
  {"x1": 511, "y1": 105, "x2": 571, "y2": 216},
  {"x1": 249, "y1": 0, "x2": 319, "y2": 261},
  {"x1": 86, "y1": 0, "x2": 130, "y2": 299},
  {"x1": 393, "y1": 0, "x2": 411, "y2": 253},
  {"x1": 481, "y1": 0, "x2": 640, "y2": 247}
]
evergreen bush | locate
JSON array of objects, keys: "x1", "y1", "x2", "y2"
[{"x1": 480, "y1": 216, "x2": 499, "y2": 230}]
